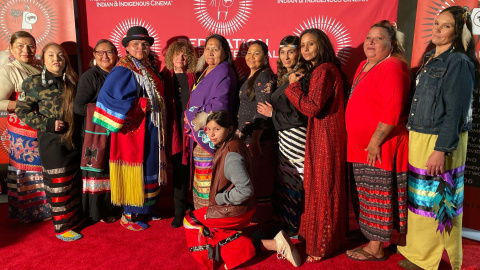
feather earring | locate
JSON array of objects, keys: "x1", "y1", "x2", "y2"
[
  {"x1": 461, "y1": 10, "x2": 472, "y2": 51},
  {"x1": 63, "y1": 72, "x2": 66, "y2": 81},
  {"x1": 461, "y1": 23, "x2": 472, "y2": 51},
  {"x1": 396, "y1": 30, "x2": 405, "y2": 50}
]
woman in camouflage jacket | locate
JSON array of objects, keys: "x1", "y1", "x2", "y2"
[{"x1": 16, "y1": 42, "x2": 83, "y2": 242}]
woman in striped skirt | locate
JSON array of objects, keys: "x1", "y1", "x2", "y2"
[
  {"x1": 258, "y1": 36, "x2": 307, "y2": 235},
  {"x1": 345, "y1": 21, "x2": 410, "y2": 260},
  {"x1": 16, "y1": 43, "x2": 83, "y2": 241}
]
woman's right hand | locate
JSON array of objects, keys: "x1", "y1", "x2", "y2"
[
  {"x1": 55, "y1": 120, "x2": 67, "y2": 132},
  {"x1": 426, "y1": 150, "x2": 445, "y2": 176},
  {"x1": 288, "y1": 71, "x2": 304, "y2": 84},
  {"x1": 257, "y1": 101, "x2": 273, "y2": 117}
]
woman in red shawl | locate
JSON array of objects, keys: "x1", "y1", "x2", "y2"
[
  {"x1": 162, "y1": 40, "x2": 197, "y2": 228},
  {"x1": 285, "y1": 28, "x2": 346, "y2": 263}
]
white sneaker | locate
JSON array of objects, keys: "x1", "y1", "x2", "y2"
[{"x1": 274, "y1": 230, "x2": 301, "y2": 267}]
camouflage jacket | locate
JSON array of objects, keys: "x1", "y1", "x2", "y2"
[{"x1": 15, "y1": 70, "x2": 63, "y2": 133}]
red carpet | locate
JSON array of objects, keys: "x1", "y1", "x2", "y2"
[{"x1": 0, "y1": 203, "x2": 479, "y2": 270}]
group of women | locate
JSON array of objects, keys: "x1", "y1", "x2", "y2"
[{"x1": 0, "y1": 5, "x2": 475, "y2": 269}]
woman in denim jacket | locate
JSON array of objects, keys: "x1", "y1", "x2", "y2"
[{"x1": 398, "y1": 6, "x2": 478, "y2": 270}]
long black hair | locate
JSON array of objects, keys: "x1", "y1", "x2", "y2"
[
  {"x1": 440, "y1": 6, "x2": 480, "y2": 88},
  {"x1": 206, "y1": 110, "x2": 235, "y2": 147},
  {"x1": 246, "y1": 40, "x2": 270, "y2": 101},
  {"x1": 299, "y1": 28, "x2": 340, "y2": 89}
]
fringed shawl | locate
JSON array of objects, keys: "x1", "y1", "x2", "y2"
[{"x1": 93, "y1": 55, "x2": 167, "y2": 207}]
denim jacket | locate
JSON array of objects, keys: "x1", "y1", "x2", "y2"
[{"x1": 407, "y1": 47, "x2": 474, "y2": 153}]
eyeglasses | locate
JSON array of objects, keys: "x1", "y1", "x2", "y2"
[{"x1": 94, "y1": 50, "x2": 114, "y2": 57}]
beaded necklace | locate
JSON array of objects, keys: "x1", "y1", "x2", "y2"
[{"x1": 349, "y1": 54, "x2": 390, "y2": 98}]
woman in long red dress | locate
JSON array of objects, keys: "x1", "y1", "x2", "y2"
[{"x1": 285, "y1": 28, "x2": 346, "y2": 262}]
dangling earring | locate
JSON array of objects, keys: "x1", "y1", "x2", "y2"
[
  {"x1": 63, "y1": 72, "x2": 66, "y2": 81},
  {"x1": 461, "y1": 11, "x2": 472, "y2": 51},
  {"x1": 41, "y1": 65, "x2": 47, "y2": 86},
  {"x1": 93, "y1": 59, "x2": 97, "y2": 66}
]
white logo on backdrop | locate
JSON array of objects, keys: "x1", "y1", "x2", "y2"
[
  {"x1": 0, "y1": 0, "x2": 56, "y2": 48},
  {"x1": 109, "y1": 18, "x2": 162, "y2": 57},
  {"x1": 293, "y1": 16, "x2": 352, "y2": 66},
  {"x1": 194, "y1": 0, "x2": 252, "y2": 36}
]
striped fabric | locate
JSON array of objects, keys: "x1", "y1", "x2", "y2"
[
  {"x1": 397, "y1": 131, "x2": 467, "y2": 270},
  {"x1": 406, "y1": 131, "x2": 466, "y2": 233},
  {"x1": 7, "y1": 167, "x2": 51, "y2": 223},
  {"x1": 43, "y1": 166, "x2": 83, "y2": 234},
  {"x1": 83, "y1": 176, "x2": 111, "y2": 194},
  {"x1": 192, "y1": 145, "x2": 214, "y2": 209},
  {"x1": 92, "y1": 101, "x2": 126, "y2": 133},
  {"x1": 407, "y1": 164, "x2": 464, "y2": 231},
  {"x1": 352, "y1": 163, "x2": 407, "y2": 242},
  {"x1": 273, "y1": 127, "x2": 306, "y2": 234}
]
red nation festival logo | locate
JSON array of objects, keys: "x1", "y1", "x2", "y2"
[
  {"x1": 293, "y1": 16, "x2": 352, "y2": 66},
  {"x1": 194, "y1": 0, "x2": 253, "y2": 36},
  {"x1": 109, "y1": 18, "x2": 162, "y2": 60},
  {"x1": 0, "y1": 0, "x2": 57, "y2": 48}
]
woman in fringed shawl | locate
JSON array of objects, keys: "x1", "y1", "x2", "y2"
[
  {"x1": 16, "y1": 43, "x2": 83, "y2": 241},
  {"x1": 162, "y1": 40, "x2": 197, "y2": 228},
  {"x1": 398, "y1": 7, "x2": 478, "y2": 270},
  {"x1": 0, "y1": 31, "x2": 51, "y2": 223},
  {"x1": 74, "y1": 39, "x2": 120, "y2": 223},
  {"x1": 184, "y1": 34, "x2": 238, "y2": 210},
  {"x1": 92, "y1": 26, "x2": 167, "y2": 231}
]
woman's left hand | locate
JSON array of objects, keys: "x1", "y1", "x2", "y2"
[
  {"x1": 365, "y1": 142, "x2": 382, "y2": 166},
  {"x1": 257, "y1": 101, "x2": 273, "y2": 117},
  {"x1": 425, "y1": 150, "x2": 445, "y2": 176}
]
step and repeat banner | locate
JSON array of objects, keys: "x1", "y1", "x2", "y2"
[
  {"x1": 412, "y1": 0, "x2": 480, "y2": 233},
  {"x1": 77, "y1": 0, "x2": 399, "y2": 205},
  {"x1": 0, "y1": 0, "x2": 77, "y2": 193},
  {"x1": 77, "y1": 0, "x2": 398, "y2": 80}
]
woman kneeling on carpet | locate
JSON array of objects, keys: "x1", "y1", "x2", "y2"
[{"x1": 183, "y1": 110, "x2": 300, "y2": 269}]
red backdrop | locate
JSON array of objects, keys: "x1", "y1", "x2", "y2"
[
  {"x1": 0, "y1": 0, "x2": 77, "y2": 178},
  {"x1": 78, "y1": 0, "x2": 399, "y2": 81}
]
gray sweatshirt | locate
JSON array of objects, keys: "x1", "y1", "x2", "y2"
[{"x1": 214, "y1": 152, "x2": 254, "y2": 206}]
